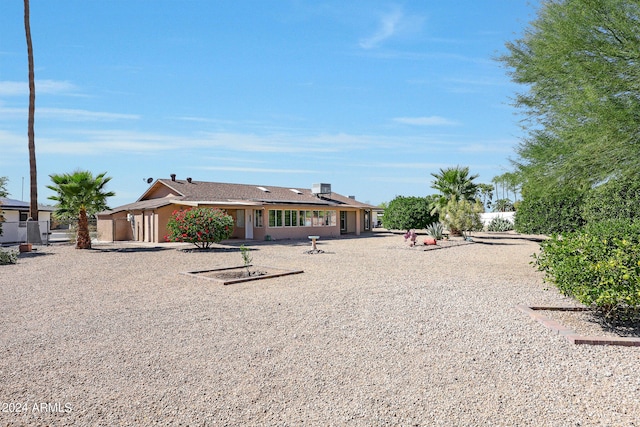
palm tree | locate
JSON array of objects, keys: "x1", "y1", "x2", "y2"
[
  {"x1": 476, "y1": 183, "x2": 494, "y2": 210},
  {"x1": 431, "y1": 166, "x2": 479, "y2": 207},
  {"x1": 24, "y1": 0, "x2": 38, "y2": 222},
  {"x1": 431, "y1": 166, "x2": 480, "y2": 236},
  {"x1": 47, "y1": 171, "x2": 115, "y2": 249}
]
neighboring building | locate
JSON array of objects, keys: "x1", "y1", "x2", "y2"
[
  {"x1": 96, "y1": 177, "x2": 377, "y2": 243},
  {"x1": 0, "y1": 197, "x2": 54, "y2": 244}
]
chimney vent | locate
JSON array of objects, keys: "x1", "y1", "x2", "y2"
[
  {"x1": 349, "y1": 195, "x2": 356, "y2": 199},
  {"x1": 170, "y1": 174, "x2": 176, "y2": 181},
  {"x1": 186, "y1": 177, "x2": 192, "y2": 183}
]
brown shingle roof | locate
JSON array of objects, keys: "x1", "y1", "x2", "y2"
[{"x1": 149, "y1": 179, "x2": 376, "y2": 209}]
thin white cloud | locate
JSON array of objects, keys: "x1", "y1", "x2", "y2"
[
  {"x1": 0, "y1": 79, "x2": 79, "y2": 96},
  {"x1": 39, "y1": 108, "x2": 140, "y2": 121},
  {"x1": 0, "y1": 107, "x2": 139, "y2": 121},
  {"x1": 393, "y1": 116, "x2": 459, "y2": 126},
  {"x1": 359, "y1": 6, "x2": 404, "y2": 49}
]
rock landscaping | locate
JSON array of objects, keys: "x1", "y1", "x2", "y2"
[{"x1": 0, "y1": 232, "x2": 638, "y2": 426}]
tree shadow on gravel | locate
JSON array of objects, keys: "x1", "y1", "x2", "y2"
[
  {"x1": 472, "y1": 234, "x2": 546, "y2": 245},
  {"x1": 587, "y1": 311, "x2": 640, "y2": 338}
]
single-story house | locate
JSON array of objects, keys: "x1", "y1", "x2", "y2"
[
  {"x1": 96, "y1": 177, "x2": 378, "y2": 243},
  {"x1": 0, "y1": 197, "x2": 54, "y2": 244}
]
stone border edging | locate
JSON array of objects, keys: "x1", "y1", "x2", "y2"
[{"x1": 516, "y1": 305, "x2": 640, "y2": 347}]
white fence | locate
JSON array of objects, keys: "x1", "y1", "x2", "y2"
[{"x1": 0, "y1": 221, "x2": 50, "y2": 245}]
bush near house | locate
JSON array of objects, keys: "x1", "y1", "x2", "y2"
[
  {"x1": 166, "y1": 207, "x2": 234, "y2": 249},
  {"x1": 534, "y1": 219, "x2": 640, "y2": 320},
  {"x1": 382, "y1": 195, "x2": 438, "y2": 231}
]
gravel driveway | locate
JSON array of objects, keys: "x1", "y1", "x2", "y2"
[{"x1": 1, "y1": 232, "x2": 638, "y2": 426}]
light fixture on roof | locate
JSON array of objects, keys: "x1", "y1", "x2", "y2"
[
  {"x1": 257, "y1": 186, "x2": 270, "y2": 192},
  {"x1": 143, "y1": 177, "x2": 153, "y2": 184}
]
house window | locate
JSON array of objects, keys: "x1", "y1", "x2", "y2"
[
  {"x1": 268, "y1": 210, "x2": 283, "y2": 227},
  {"x1": 340, "y1": 211, "x2": 347, "y2": 231},
  {"x1": 298, "y1": 210, "x2": 336, "y2": 227},
  {"x1": 19, "y1": 212, "x2": 28, "y2": 227},
  {"x1": 255, "y1": 210, "x2": 263, "y2": 227},
  {"x1": 284, "y1": 210, "x2": 297, "y2": 227},
  {"x1": 299, "y1": 210, "x2": 313, "y2": 227},
  {"x1": 236, "y1": 210, "x2": 245, "y2": 227}
]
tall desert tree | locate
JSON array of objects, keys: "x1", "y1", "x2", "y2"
[
  {"x1": 47, "y1": 171, "x2": 115, "y2": 249},
  {"x1": 24, "y1": 0, "x2": 38, "y2": 221},
  {"x1": 500, "y1": 0, "x2": 640, "y2": 195}
]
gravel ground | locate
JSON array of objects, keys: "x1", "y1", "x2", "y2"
[{"x1": 1, "y1": 232, "x2": 639, "y2": 426}]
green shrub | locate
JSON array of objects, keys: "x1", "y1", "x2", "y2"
[
  {"x1": 582, "y1": 174, "x2": 640, "y2": 224},
  {"x1": 0, "y1": 248, "x2": 18, "y2": 265},
  {"x1": 425, "y1": 222, "x2": 444, "y2": 240},
  {"x1": 487, "y1": 217, "x2": 514, "y2": 232},
  {"x1": 514, "y1": 186, "x2": 585, "y2": 234},
  {"x1": 534, "y1": 219, "x2": 640, "y2": 319},
  {"x1": 382, "y1": 195, "x2": 438, "y2": 231},
  {"x1": 165, "y1": 207, "x2": 234, "y2": 249}
]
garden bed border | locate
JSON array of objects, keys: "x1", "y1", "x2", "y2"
[{"x1": 516, "y1": 305, "x2": 640, "y2": 347}]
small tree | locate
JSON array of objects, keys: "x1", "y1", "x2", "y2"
[
  {"x1": 166, "y1": 207, "x2": 234, "y2": 249},
  {"x1": 441, "y1": 196, "x2": 483, "y2": 238},
  {"x1": 240, "y1": 244, "x2": 252, "y2": 273},
  {"x1": 382, "y1": 195, "x2": 438, "y2": 231}
]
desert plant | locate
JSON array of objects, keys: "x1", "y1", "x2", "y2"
[
  {"x1": 441, "y1": 196, "x2": 483, "y2": 238},
  {"x1": 534, "y1": 219, "x2": 640, "y2": 320},
  {"x1": 166, "y1": 207, "x2": 234, "y2": 249},
  {"x1": 0, "y1": 248, "x2": 18, "y2": 265},
  {"x1": 240, "y1": 244, "x2": 252, "y2": 272},
  {"x1": 487, "y1": 217, "x2": 514, "y2": 232},
  {"x1": 425, "y1": 222, "x2": 444, "y2": 240}
]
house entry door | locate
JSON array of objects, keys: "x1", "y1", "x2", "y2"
[
  {"x1": 340, "y1": 211, "x2": 347, "y2": 233},
  {"x1": 244, "y1": 209, "x2": 253, "y2": 239}
]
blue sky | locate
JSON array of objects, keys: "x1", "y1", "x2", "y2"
[{"x1": 0, "y1": 1, "x2": 538, "y2": 207}]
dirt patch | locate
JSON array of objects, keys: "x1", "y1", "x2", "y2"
[{"x1": 182, "y1": 265, "x2": 304, "y2": 285}]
